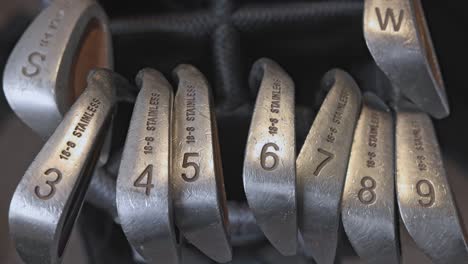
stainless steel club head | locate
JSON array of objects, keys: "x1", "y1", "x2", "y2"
[
  {"x1": 296, "y1": 69, "x2": 361, "y2": 264},
  {"x1": 116, "y1": 68, "x2": 180, "y2": 264},
  {"x1": 8, "y1": 69, "x2": 122, "y2": 264},
  {"x1": 172, "y1": 64, "x2": 232, "y2": 263},
  {"x1": 341, "y1": 92, "x2": 400, "y2": 264},
  {"x1": 243, "y1": 58, "x2": 297, "y2": 256},
  {"x1": 3, "y1": 0, "x2": 113, "y2": 139},
  {"x1": 395, "y1": 100, "x2": 468, "y2": 263},
  {"x1": 364, "y1": 0, "x2": 449, "y2": 119}
]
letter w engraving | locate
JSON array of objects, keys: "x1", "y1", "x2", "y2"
[{"x1": 375, "y1": 7, "x2": 404, "y2": 32}]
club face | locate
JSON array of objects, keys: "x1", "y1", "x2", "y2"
[
  {"x1": 116, "y1": 69, "x2": 180, "y2": 264},
  {"x1": 8, "y1": 69, "x2": 117, "y2": 264},
  {"x1": 363, "y1": 0, "x2": 449, "y2": 119},
  {"x1": 296, "y1": 69, "x2": 361, "y2": 264},
  {"x1": 395, "y1": 100, "x2": 468, "y2": 263},
  {"x1": 341, "y1": 93, "x2": 400, "y2": 264},
  {"x1": 171, "y1": 64, "x2": 232, "y2": 263},
  {"x1": 3, "y1": 0, "x2": 113, "y2": 139},
  {"x1": 242, "y1": 58, "x2": 297, "y2": 256}
]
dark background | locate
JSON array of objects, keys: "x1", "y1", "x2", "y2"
[{"x1": 0, "y1": 0, "x2": 467, "y2": 263}]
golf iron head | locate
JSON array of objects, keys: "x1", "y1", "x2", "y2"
[
  {"x1": 3, "y1": 0, "x2": 113, "y2": 139},
  {"x1": 116, "y1": 69, "x2": 180, "y2": 264},
  {"x1": 8, "y1": 69, "x2": 127, "y2": 264},
  {"x1": 172, "y1": 64, "x2": 232, "y2": 263},
  {"x1": 243, "y1": 58, "x2": 297, "y2": 256},
  {"x1": 341, "y1": 92, "x2": 400, "y2": 264},
  {"x1": 395, "y1": 100, "x2": 468, "y2": 263},
  {"x1": 296, "y1": 69, "x2": 361, "y2": 264},
  {"x1": 363, "y1": 0, "x2": 449, "y2": 119}
]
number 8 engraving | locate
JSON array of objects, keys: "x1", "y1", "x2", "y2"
[
  {"x1": 358, "y1": 176, "x2": 376, "y2": 205},
  {"x1": 260, "y1": 143, "x2": 279, "y2": 171},
  {"x1": 34, "y1": 168, "x2": 62, "y2": 200}
]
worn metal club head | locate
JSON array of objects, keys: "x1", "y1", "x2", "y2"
[
  {"x1": 364, "y1": 0, "x2": 449, "y2": 119},
  {"x1": 341, "y1": 92, "x2": 400, "y2": 264},
  {"x1": 243, "y1": 58, "x2": 297, "y2": 256},
  {"x1": 116, "y1": 69, "x2": 180, "y2": 264},
  {"x1": 3, "y1": 0, "x2": 113, "y2": 139},
  {"x1": 8, "y1": 69, "x2": 123, "y2": 264},
  {"x1": 296, "y1": 69, "x2": 361, "y2": 264},
  {"x1": 172, "y1": 64, "x2": 232, "y2": 263},
  {"x1": 395, "y1": 100, "x2": 468, "y2": 263}
]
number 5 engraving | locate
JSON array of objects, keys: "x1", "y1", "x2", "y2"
[
  {"x1": 34, "y1": 168, "x2": 62, "y2": 200},
  {"x1": 313, "y1": 148, "x2": 334, "y2": 176},
  {"x1": 181, "y1": 153, "x2": 200, "y2": 182}
]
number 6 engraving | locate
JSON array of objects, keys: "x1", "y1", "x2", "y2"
[
  {"x1": 260, "y1": 143, "x2": 279, "y2": 171},
  {"x1": 34, "y1": 168, "x2": 62, "y2": 200}
]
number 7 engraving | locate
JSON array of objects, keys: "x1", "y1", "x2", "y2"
[{"x1": 313, "y1": 148, "x2": 334, "y2": 176}]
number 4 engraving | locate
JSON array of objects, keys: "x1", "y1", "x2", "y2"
[
  {"x1": 313, "y1": 148, "x2": 334, "y2": 176},
  {"x1": 375, "y1": 7, "x2": 404, "y2": 32},
  {"x1": 134, "y1": 165, "x2": 154, "y2": 196}
]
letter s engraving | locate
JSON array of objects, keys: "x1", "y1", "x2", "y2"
[{"x1": 22, "y1": 52, "x2": 46, "y2": 77}]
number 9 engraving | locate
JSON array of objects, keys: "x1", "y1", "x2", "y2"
[
  {"x1": 260, "y1": 143, "x2": 279, "y2": 171},
  {"x1": 34, "y1": 168, "x2": 62, "y2": 200},
  {"x1": 416, "y1": 179, "x2": 435, "y2": 207}
]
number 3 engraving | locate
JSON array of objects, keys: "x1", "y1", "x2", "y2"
[{"x1": 35, "y1": 168, "x2": 62, "y2": 200}]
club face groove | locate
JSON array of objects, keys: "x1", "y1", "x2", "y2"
[
  {"x1": 341, "y1": 93, "x2": 400, "y2": 264},
  {"x1": 242, "y1": 58, "x2": 297, "y2": 256},
  {"x1": 395, "y1": 101, "x2": 468, "y2": 263},
  {"x1": 3, "y1": 0, "x2": 113, "y2": 138},
  {"x1": 8, "y1": 69, "x2": 118, "y2": 264},
  {"x1": 116, "y1": 68, "x2": 180, "y2": 264},
  {"x1": 296, "y1": 69, "x2": 361, "y2": 264},
  {"x1": 172, "y1": 64, "x2": 232, "y2": 263},
  {"x1": 363, "y1": 0, "x2": 449, "y2": 119}
]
